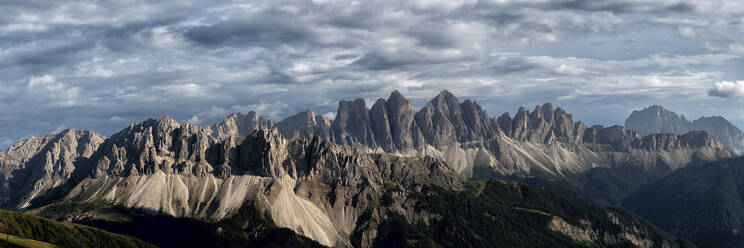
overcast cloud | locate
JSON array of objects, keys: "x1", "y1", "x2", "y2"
[{"x1": 1, "y1": 0, "x2": 743, "y2": 149}]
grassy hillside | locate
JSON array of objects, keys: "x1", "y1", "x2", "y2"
[
  {"x1": 0, "y1": 209, "x2": 154, "y2": 248},
  {"x1": 35, "y1": 201, "x2": 325, "y2": 248},
  {"x1": 0, "y1": 232, "x2": 59, "y2": 248}
]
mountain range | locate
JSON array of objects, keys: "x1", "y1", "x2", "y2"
[
  {"x1": 625, "y1": 105, "x2": 744, "y2": 154},
  {"x1": 0, "y1": 90, "x2": 737, "y2": 247}
]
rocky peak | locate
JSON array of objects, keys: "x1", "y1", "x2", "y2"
[
  {"x1": 96, "y1": 117, "x2": 221, "y2": 177},
  {"x1": 415, "y1": 90, "x2": 467, "y2": 146},
  {"x1": 213, "y1": 111, "x2": 276, "y2": 139},
  {"x1": 625, "y1": 105, "x2": 690, "y2": 136},
  {"x1": 238, "y1": 129, "x2": 291, "y2": 178},
  {"x1": 460, "y1": 99, "x2": 497, "y2": 141},
  {"x1": 496, "y1": 112, "x2": 513, "y2": 136},
  {"x1": 388, "y1": 90, "x2": 406, "y2": 103},
  {"x1": 383, "y1": 91, "x2": 424, "y2": 152},
  {"x1": 507, "y1": 103, "x2": 581, "y2": 143},
  {"x1": 277, "y1": 108, "x2": 330, "y2": 140}
]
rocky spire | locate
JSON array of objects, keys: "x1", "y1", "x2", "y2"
[
  {"x1": 331, "y1": 98, "x2": 376, "y2": 149},
  {"x1": 385, "y1": 90, "x2": 425, "y2": 152},
  {"x1": 369, "y1": 98, "x2": 394, "y2": 152},
  {"x1": 415, "y1": 90, "x2": 466, "y2": 146}
]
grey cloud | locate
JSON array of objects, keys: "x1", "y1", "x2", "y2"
[
  {"x1": 333, "y1": 54, "x2": 359, "y2": 60},
  {"x1": 350, "y1": 52, "x2": 412, "y2": 71},
  {"x1": 183, "y1": 11, "x2": 316, "y2": 48},
  {"x1": 541, "y1": 0, "x2": 695, "y2": 14},
  {"x1": 407, "y1": 24, "x2": 458, "y2": 48}
]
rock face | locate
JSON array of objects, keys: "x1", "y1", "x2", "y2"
[
  {"x1": 0, "y1": 129, "x2": 106, "y2": 209},
  {"x1": 625, "y1": 156, "x2": 744, "y2": 248},
  {"x1": 625, "y1": 105, "x2": 691, "y2": 136},
  {"x1": 625, "y1": 105, "x2": 744, "y2": 154},
  {"x1": 276, "y1": 109, "x2": 331, "y2": 140}
]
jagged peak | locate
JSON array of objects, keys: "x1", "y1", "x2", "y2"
[
  {"x1": 227, "y1": 111, "x2": 260, "y2": 119},
  {"x1": 541, "y1": 102, "x2": 554, "y2": 111},
  {"x1": 304, "y1": 108, "x2": 316, "y2": 116},
  {"x1": 431, "y1": 90, "x2": 457, "y2": 103},
  {"x1": 284, "y1": 108, "x2": 316, "y2": 119},
  {"x1": 352, "y1": 98, "x2": 366, "y2": 105},
  {"x1": 338, "y1": 98, "x2": 367, "y2": 108},
  {"x1": 150, "y1": 116, "x2": 180, "y2": 128},
  {"x1": 247, "y1": 128, "x2": 286, "y2": 145},
  {"x1": 120, "y1": 116, "x2": 181, "y2": 136},
  {"x1": 373, "y1": 97, "x2": 386, "y2": 106},
  {"x1": 647, "y1": 104, "x2": 665, "y2": 110},
  {"x1": 436, "y1": 89, "x2": 455, "y2": 98},
  {"x1": 515, "y1": 106, "x2": 528, "y2": 117},
  {"x1": 389, "y1": 89, "x2": 404, "y2": 99},
  {"x1": 387, "y1": 90, "x2": 411, "y2": 104}
]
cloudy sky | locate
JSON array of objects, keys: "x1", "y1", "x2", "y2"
[{"x1": 1, "y1": 0, "x2": 743, "y2": 149}]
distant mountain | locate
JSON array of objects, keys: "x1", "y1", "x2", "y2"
[
  {"x1": 625, "y1": 156, "x2": 744, "y2": 248},
  {"x1": 625, "y1": 105, "x2": 744, "y2": 154}
]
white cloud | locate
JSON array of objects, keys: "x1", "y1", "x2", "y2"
[
  {"x1": 26, "y1": 75, "x2": 81, "y2": 107},
  {"x1": 109, "y1": 116, "x2": 125, "y2": 122},
  {"x1": 51, "y1": 125, "x2": 68, "y2": 134},
  {"x1": 187, "y1": 115, "x2": 201, "y2": 124},
  {"x1": 152, "y1": 83, "x2": 209, "y2": 98},
  {"x1": 678, "y1": 26, "x2": 696, "y2": 38},
  {"x1": 322, "y1": 112, "x2": 336, "y2": 121},
  {"x1": 709, "y1": 80, "x2": 744, "y2": 98},
  {"x1": 28, "y1": 75, "x2": 61, "y2": 90},
  {"x1": 554, "y1": 64, "x2": 586, "y2": 75},
  {"x1": 190, "y1": 101, "x2": 291, "y2": 125}
]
